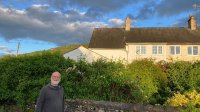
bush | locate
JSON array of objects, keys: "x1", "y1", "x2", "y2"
[
  {"x1": 0, "y1": 51, "x2": 72, "y2": 110},
  {"x1": 165, "y1": 90, "x2": 200, "y2": 107},
  {"x1": 61, "y1": 59, "x2": 131, "y2": 102},
  {"x1": 189, "y1": 61, "x2": 200, "y2": 92},
  {"x1": 1, "y1": 53, "x2": 200, "y2": 110},
  {"x1": 166, "y1": 61, "x2": 193, "y2": 93},
  {"x1": 127, "y1": 59, "x2": 168, "y2": 104}
]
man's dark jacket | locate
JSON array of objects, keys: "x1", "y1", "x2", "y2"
[{"x1": 36, "y1": 84, "x2": 64, "y2": 112}]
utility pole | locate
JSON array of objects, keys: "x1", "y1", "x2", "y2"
[{"x1": 16, "y1": 42, "x2": 20, "y2": 56}]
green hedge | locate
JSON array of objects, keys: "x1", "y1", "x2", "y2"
[
  {"x1": 0, "y1": 53, "x2": 200, "y2": 110},
  {"x1": 166, "y1": 61, "x2": 200, "y2": 93},
  {"x1": 0, "y1": 51, "x2": 73, "y2": 109}
]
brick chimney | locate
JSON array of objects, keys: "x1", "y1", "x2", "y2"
[
  {"x1": 188, "y1": 16, "x2": 197, "y2": 30},
  {"x1": 125, "y1": 17, "x2": 131, "y2": 31}
]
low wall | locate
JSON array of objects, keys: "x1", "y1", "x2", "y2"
[{"x1": 65, "y1": 99, "x2": 182, "y2": 112}]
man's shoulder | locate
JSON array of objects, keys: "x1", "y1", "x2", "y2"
[
  {"x1": 41, "y1": 84, "x2": 50, "y2": 91},
  {"x1": 59, "y1": 85, "x2": 64, "y2": 89},
  {"x1": 58, "y1": 85, "x2": 64, "y2": 92}
]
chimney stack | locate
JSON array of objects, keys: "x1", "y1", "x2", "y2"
[
  {"x1": 188, "y1": 16, "x2": 197, "y2": 30},
  {"x1": 125, "y1": 17, "x2": 131, "y2": 31}
]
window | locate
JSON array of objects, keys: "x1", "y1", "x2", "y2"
[
  {"x1": 136, "y1": 46, "x2": 146, "y2": 55},
  {"x1": 188, "y1": 46, "x2": 198, "y2": 55},
  {"x1": 170, "y1": 46, "x2": 180, "y2": 55},
  {"x1": 152, "y1": 45, "x2": 163, "y2": 54}
]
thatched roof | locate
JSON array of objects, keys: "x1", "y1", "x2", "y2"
[{"x1": 89, "y1": 27, "x2": 200, "y2": 48}]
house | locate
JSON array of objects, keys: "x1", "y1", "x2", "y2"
[
  {"x1": 88, "y1": 16, "x2": 200, "y2": 62},
  {"x1": 63, "y1": 46, "x2": 108, "y2": 63}
]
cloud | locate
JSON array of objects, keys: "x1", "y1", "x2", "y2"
[
  {"x1": 3, "y1": 0, "x2": 200, "y2": 20},
  {"x1": 0, "y1": 6, "x2": 108, "y2": 45},
  {"x1": 51, "y1": 0, "x2": 141, "y2": 19},
  {"x1": 0, "y1": 46, "x2": 14, "y2": 54},
  {"x1": 135, "y1": 1, "x2": 156, "y2": 20},
  {"x1": 108, "y1": 18, "x2": 124, "y2": 27},
  {"x1": 132, "y1": 0, "x2": 200, "y2": 20},
  {"x1": 2, "y1": 0, "x2": 141, "y2": 19},
  {"x1": 172, "y1": 12, "x2": 200, "y2": 27},
  {"x1": 155, "y1": 0, "x2": 200, "y2": 17},
  {"x1": 65, "y1": 9, "x2": 92, "y2": 22},
  {"x1": 57, "y1": 0, "x2": 139, "y2": 11}
]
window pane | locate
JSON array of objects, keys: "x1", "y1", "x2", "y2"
[
  {"x1": 188, "y1": 47, "x2": 192, "y2": 55},
  {"x1": 158, "y1": 46, "x2": 162, "y2": 54},
  {"x1": 176, "y1": 46, "x2": 180, "y2": 54},
  {"x1": 170, "y1": 46, "x2": 175, "y2": 55},
  {"x1": 152, "y1": 46, "x2": 157, "y2": 54},
  {"x1": 141, "y1": 46, "x2": 146, "y2": 54},
  {"x1": 193, "y1": 46, "x2": 198, "y2": 55},
  {"x1": 136, "y1": 46, "x2": 140, "y2": 54}
]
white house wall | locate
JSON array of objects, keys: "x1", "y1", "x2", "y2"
[
  {"x1": 89, "y1": 49, "x2": 127, "y2": 61},
  {"x1": 86, "y1": 44, "x2": 200, "y2": 63},
  {"x1": 63, "y1": 46, "x2": 107, "y2": 63},
  {"x1": 166, "y1": 45, "x2": 200, "y2": 61},
  {"x1": 127, "y1": 44, "x2": 167, "y2": 63}
]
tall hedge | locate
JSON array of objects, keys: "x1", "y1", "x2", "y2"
[
  {"x1": 0, "y1": 51, "x2": 73, "y2": 109},
  {"x1": 127, "y1": 59, "x2": 168, "y2": 104},
  {"x1": 61, "y1": 59, "x2": 131, "y2": 102},
  {"x1": 0, "y1": 53, "x2": 200, "y2": 110},
  {"x1": 165, "y1": 61, "x2": 199, "y2": 93}
]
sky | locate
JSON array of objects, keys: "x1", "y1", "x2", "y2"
[{"x1": 0, "y1": 0, "x2": 200, "y2": 55}]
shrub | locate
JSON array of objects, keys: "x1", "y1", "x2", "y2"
[
  {"x1": 61, "y1": 59, "x2": 131, "y2": 102},
  {"x1": 189, "y1": 61, "x2": 200, "y2": 92},
  {"x1": 166, "y1": 61, "x2": 193, "y2": 92},
  {"x1": 0, "y1": 51, "x2": 72, "y2": 109},
  {"x1": 165, "y1": 90, "x2": 200, "y2": 107},
  {"x1": 127, "y1": 59, "x2": 168, "y2": 104}
]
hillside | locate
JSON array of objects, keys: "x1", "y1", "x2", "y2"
[
  {"x1": 21, "y1": 44, "x2": 88, "y2": 56},
  {"x1": 49, "y1": 44, "x2": 88, "y2": 54}
]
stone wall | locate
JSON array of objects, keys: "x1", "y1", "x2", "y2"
[{"x1": 64, "y1": 99, "x2": 182, "y2": 112}]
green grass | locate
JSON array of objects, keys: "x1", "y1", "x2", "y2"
[
  {"x1": 49, "y1": 44, "x2": 88, "y2": 54},
  {"x1": 21, "y1": 43, "x2": 88, "y2": 56}
]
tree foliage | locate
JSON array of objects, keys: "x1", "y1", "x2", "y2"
[{"x1": 0, "y1": 53, "x2": 200, "y2": 111}]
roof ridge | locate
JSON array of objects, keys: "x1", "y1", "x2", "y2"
[{"x1": 94, "y1": 27, "x2": 189, "y2": 30}]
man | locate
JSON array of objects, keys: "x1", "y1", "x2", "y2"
[{"x1": 36, "y1": 71, "x2": 65, "y2": 112}]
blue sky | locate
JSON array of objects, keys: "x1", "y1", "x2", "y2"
[{"x1": 0, "y1": 0, "x2": 200, "y2": 55}]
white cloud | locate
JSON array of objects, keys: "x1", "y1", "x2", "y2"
[
  {"x1": 0, "y1": 5, "x2": 109, "y2": 45},
  {"x1": 109, "y1": 18, "x2": 124, "y2": 27},
  {"x1": 0, "y1": 46, "x2": 14, "y2": 54},
  {"x1": 32, "y1": 4, "x2": 49, "y2": 8}
]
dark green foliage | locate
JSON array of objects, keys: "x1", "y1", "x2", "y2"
[
  {"x1": 0, "y1": 51, "x2": 71, "y2": 109},
  {"x1": 189, "y1": 61, "x2": 200, "y2": 92},
  {"x1": 165, "y1": 61, "x2": 199, "y2": 93},
  {"x1": 0, "y1": 53, "x2": 200, "y2": 110},
  {"x1": 127, "y1": 59, "x2": 168, "y2": 104},
  {"x1": 61, "y1": 59, "x2": 131, "y2": 102}
]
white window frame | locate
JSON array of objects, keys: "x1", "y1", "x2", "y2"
[
  {"x1": 136, "y1": 45, "x2": 146, "y2": 55},
  {"x1": 188, "y1": 46, "x2": 199, "y2": 56},
  {"x1": 152, "y1": 45, "x2": 163, "y2": 55},
  {"x1": 169, "y1": 46, "x2": 181, "y2": 55}
]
